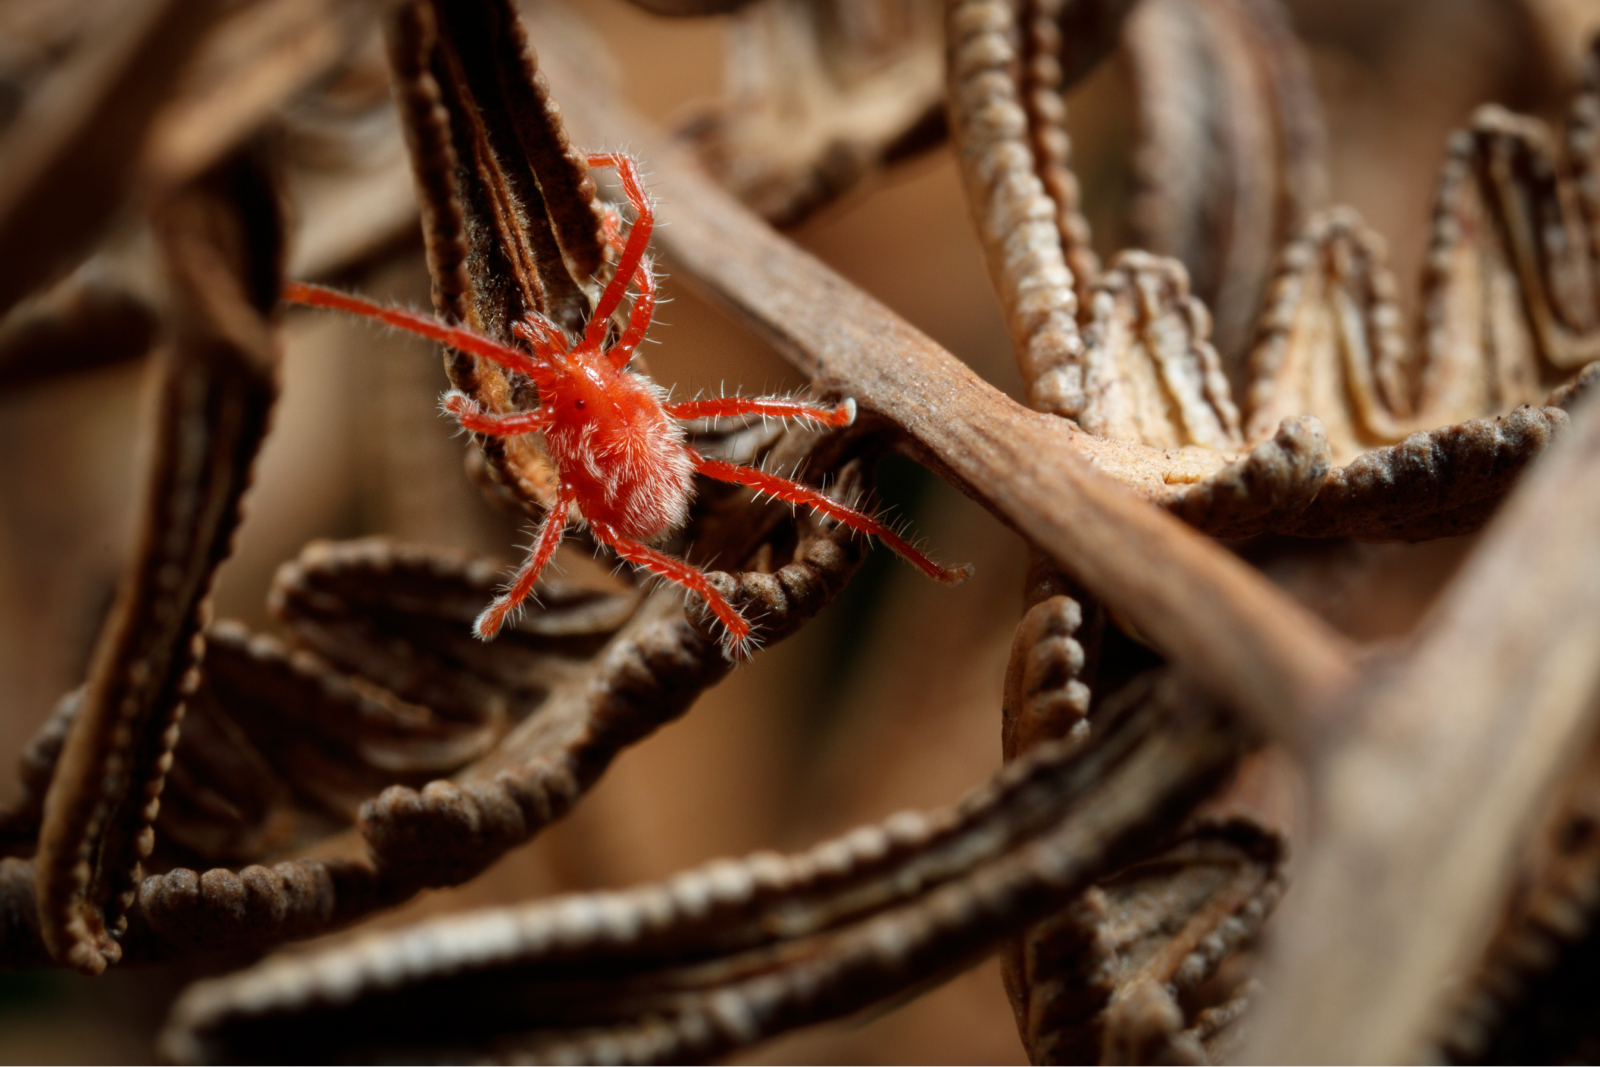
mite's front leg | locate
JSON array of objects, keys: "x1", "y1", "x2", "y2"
[{"x1": 443, "y1": 392, "x2": 552, "y2": 437}]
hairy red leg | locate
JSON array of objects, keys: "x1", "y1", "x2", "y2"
[
  {"x1": 442, "y1": 393, "x2": 551, "y2": 437},
  {"x1": 582, "y1": 153, "x2": 654, "y2": 351},
  {"x1": 282, "y1": 281, "x2": 555, "y2": 378},
  {"x1": 475, "y1": 483, "x2": 576, "y2": 640},
  {"x1": 588, "y1": 520, "x2": 753, "y2": 654},
  {"x1": 600, "y1": 206, "x2": 624, "y2": 252},
  {"x1": 608, "y1": 254, "x2": 656, "y2": 370},
  {"x1": 666, "y1": 396, "x2": 856, "y2": 427},
  {"x1": 692, "y1": 455, "x2": 973, "y2": 584}
]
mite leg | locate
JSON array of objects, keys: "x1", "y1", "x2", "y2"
[
  {"x1": 588, "y1": 521, "x2": 753, "y2": 655},
  {"x1": 283, "y1": 281, "x2": 557, "y2": 376},
  {"x1": 442, "y1": 392, "x2": 552, "y2": 437},
  {"x1": 475, "y1": 484, "x2": 576, "y2": 640},
  {"x1": 600, "y1": 206, "x2": 625, "y2": 253},
  {"x1": 606, "y1": 254, "x2": 656, "y2": 370},
  {"x1": 582, "y1": 154, "x2": 655, "y2": 351},
  {"x1": 692, "y1": 455, "x2": 973, "y2": 584},
  {"x1": 666, "y1": 396, "x2": 856, "y2": 428}
]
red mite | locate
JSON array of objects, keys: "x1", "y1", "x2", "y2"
[{"x1": 284, "y1": 152, "x2": 970, "y2": 655}]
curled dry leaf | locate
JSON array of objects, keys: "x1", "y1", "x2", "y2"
[
  {"x1": 349, "y1": 504, "x2": 865, "y2": 890},
  {"x1": 159, "y1": 668, "x2": 1247, "y2": 1064},
  {"x1": 268, "y1": 537, "x2": 641, "y2": 731},
  {"x1": 0, "y1": 492, "x2": 871, "y2": 968},
  {"x1": 999, "y1": 575, "x2": 1293, "y2": 1066},
  {"x1": 382, "y1": 0, "x2": 604, "y2": 513},
  {"x1": 33, "y1": 150, "x2": 283, "y2": 975},
  {"x1": 0, "y1": 472, "x2": 872, "y2": 967},
  {"x1": 946, "y1": 0, "x2": 1600, "y2": 542},
  {"x1": 1123, "y1": 0, "x2": 1326, "y2": 375},
  {"x1": 1004, "y1": 747, "x2": 1294, "y2": 1066}
]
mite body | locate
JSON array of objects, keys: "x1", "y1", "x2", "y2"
[{"x1": 285, "y1": 153, "x2": 967, "y2": 654}]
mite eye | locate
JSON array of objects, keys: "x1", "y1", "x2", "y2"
[{"x1": 575, "y1": 399, "x2": 587, "y2": 410}]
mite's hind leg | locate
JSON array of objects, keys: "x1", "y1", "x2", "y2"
[
  {"x1": 691, "y1": 455, "x2": 973, "y2": 584},
  {"x1": 442, "y1": 392, "x2": 551, "y2": 437},
  {"x1": 475, "y1": 484, "x2": 576, "y2": 639},
  {"x1": 588, "y1": 521, "x2": 752, "y2": 655}
]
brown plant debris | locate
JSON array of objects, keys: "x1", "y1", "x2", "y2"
[
  {"x1": 1245, "y1": 392, "x2": 1600, "y2": 1062},
  {"x1": 33, "y1": 149, "x2": 283, "y2": 975},
  {"x1": 0, "y1": 0, "x2": 222, "y2": 318},
  {"x1": 533, "y1": 6, "x2": 1357, "y2": 750},
  {"x1": 0, "y1": 487, "x2": 869, "y2": 968},
  {"x1": 1439, "y1": 726, "x2": 1600, "y2": 1063},
  {"x1": 159, "y1": 668, "x2": 1246, "y2": 1064},
  {"x1": 383, "y1": 0, "x2": 604, "y2": 513},
  {"x1": 7, "y1": 0, "x2": 1600, "y2": 1062},
  {"x1": 1123, "y1": 0, "x2": 1326, "y2": 375},
  {"x1": 1004, "y1": 747, "x2": 1293, "y2": 1066},
  {"x1": 946, "y1": 0, "x2": 1600, "y2": 542},
  {"x1": 677, "y1": 0, "x2": 948, "y2": 228},
  {"x1": 999, "y1": 565, "x2": 1293, "y2": 1066}
]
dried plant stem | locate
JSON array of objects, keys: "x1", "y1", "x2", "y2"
[
  {"x1": 1248, "y1": 391, "x2": 1600, "y2": 1062},
  {"x1": 532, "y1": 32, "x2": 1355, "y2": 751}
]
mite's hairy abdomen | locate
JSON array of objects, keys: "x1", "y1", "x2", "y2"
[{"x1": 543, "y1": 374, "x2": 695, "y2": 540}]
